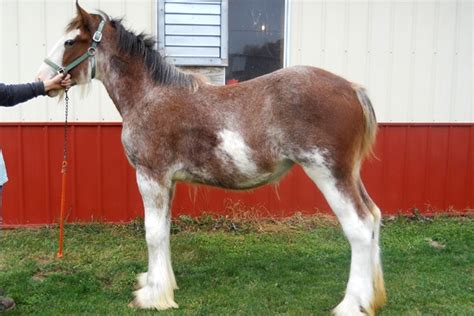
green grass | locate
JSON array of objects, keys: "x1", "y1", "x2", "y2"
[{"x1": 1, "y1": 216, "x2": 473, "y2": 315}]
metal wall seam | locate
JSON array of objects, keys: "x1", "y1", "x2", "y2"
[
  {"x1": 407, "y1": 0, "x2": 417, "y2": 122},
  {"x1": 98, "y1": 125, "x2": 103, "y2": 219},
  {"x1": 320, "y1": 0, "x2": 327, "y2": 68},
  {"x1": 365, "y1": 1, "x2": 372, "y2": 90},
  {"x1": 18, "y1": 126, "x2": 24, "y2": 224},
  {"x1": 385, "y1": 1, "x2": 395, "y2": 123},
  {"x1": 442, "y1": 126, "x2": 452, "y2": 207},
  {"x1": 449, "y1": 0, "x2": 460, "y2": 122},
  {"x1": 43, "y1": 126, "x2": 51, "y2": 223},
  {"x1": 468, "y1": 126, "x2": 473, "y2": 205},
  {"x1": 42, "y1": 0, "x2": 50, "y2": 121},
  {"x1": 16, "y1": 1, "x2": 21, "y2": 122},
  {"x1": 428, "y1": 0, "x2": 440, "y2": 123}
]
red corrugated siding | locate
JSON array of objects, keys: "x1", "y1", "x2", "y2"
[{"x1": 0, "y1": 123, "x2": 473, "y2": 226}]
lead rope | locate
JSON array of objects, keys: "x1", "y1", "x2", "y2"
[{"x1": 57, "y1": 89, "x2": 69, "y2": 258}]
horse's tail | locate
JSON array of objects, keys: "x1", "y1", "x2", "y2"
[{"x1": 353, "y1": 84, "x2": 378, "y2": 159}]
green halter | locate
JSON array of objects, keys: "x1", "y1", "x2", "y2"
[{"x1": 44, "y1": 20, "x2": 106, "y2": 79}]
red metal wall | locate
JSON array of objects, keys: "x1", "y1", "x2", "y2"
[{"x1": 0, "y1": 123, "x2": 473, "y2": 227}]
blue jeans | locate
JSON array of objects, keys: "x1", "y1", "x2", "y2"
[{"x1": 0, "y1": 186, "x2": 3, "y2": 225}]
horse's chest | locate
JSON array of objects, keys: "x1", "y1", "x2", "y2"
[{"x1": 121, "y1": 126, "x2": 142, "y2": 166}]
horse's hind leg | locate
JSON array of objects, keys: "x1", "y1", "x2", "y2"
[
  {"x1": 358, "y1": 179, "x2": 386, "y2": 313},
  {"x1": 130, "y1": 170, "x2": 178, "y2": 310},
  {"x1": 301, "y1": 153, "x2": 385, "y2": 315}
]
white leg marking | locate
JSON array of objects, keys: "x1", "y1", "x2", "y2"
[
  {"x1": 301, "y1": 150, "x2": 374, "y2": 315},
  {"x1": 137, "y1": 272, "x2": 148, "y2": 289},
  {"x1": 370, "y1": 205, "x2": 386, "y2": 311},
  {"x1": 132, "y1": 171, "x2": 178, "y2": 310}
]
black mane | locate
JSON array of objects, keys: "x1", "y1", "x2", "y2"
[{"x1": 107, "y1": 16, "x2": 198, "y2": 88}]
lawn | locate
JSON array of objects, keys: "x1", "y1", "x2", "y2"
[{"x1": 0, "y1": 215, "x2": 473, "y2": 315}]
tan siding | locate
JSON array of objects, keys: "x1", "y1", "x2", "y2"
[
  {"x1": 0, "y1": 0, "x2": 155, "y2": 122},
  {"x1": 288, "y1": 0, "x2": 473, "y2": 123},
  {"x1": 1, "y1": 0, "x2": 471, "y2": 123},
  {"x1": 1, "y1": 0, "x2": 22, "y2": 122}
]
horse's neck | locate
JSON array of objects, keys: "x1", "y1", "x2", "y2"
[
  {"x1": 98, "y1": 52, "x2": 197, "y2": 117},
  {"x1": 99, "y1": 61, "x2": 151, "y2": 117}
]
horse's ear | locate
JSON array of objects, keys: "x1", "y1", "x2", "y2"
[{"x1": 75, "y1": 0, "x2": 93, "y2": 32}]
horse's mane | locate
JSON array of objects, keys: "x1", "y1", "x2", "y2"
[{"x1": 68, "y1": 12, "x2": 200, "y2": 90}]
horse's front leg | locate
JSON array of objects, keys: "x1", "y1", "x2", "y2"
[{"x1": 130, "y1": 169, "x2": 178, "y2": 310}]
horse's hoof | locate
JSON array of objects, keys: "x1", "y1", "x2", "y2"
[
  {"x1": 333, "y1": 298, "x2": 370, "y2": 316},
  {"x1": 130, "y1": 286, "x2": 179, "y2": 310}
]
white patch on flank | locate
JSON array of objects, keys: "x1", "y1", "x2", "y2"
[
  {"x1": 216, "y1": 129, "x2": 257, "y2": 175},
  {"x1": 133, "y1": 171, "x2": 178, "y2": 310},
  {"x1": 301, "y1": 149, "x2": 375, "y2": 314},
  {"x1": 36, "y1": 29, "x2": 81, "y2": 80}
]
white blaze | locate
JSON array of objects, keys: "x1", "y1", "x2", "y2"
[{"x1": 36, "y1": 29, "x2": 81, "y2": 80}]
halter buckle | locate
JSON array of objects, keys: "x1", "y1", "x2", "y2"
[
  {"x1": 93, "y1": 31, "x2": 102, "y2": 43},
  {"x1": 57, "y1": 67, "x2": 65, "y2": 75},
  {"x1": 88, "y1": 47, "x2": 97, "y2": 56}
]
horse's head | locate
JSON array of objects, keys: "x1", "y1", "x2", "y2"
[{"x1": 36, "y1": 2, "x2": 109, "y2": 96}]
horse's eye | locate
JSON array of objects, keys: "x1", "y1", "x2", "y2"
[{"x1": 64, "y1": 39, "x2": 75, "y2": 47}]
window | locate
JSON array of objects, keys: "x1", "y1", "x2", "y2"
[
  {"x1": 157, "y1": 0, "x2": 286, "y2": 84},
  {"x1": 158, "y1": 0, "x2": 228, "y2": 66},
  {"x1": 226, "y1": 0, "x2": 285, "y2": 84}
]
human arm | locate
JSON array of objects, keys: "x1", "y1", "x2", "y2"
[
  {"x1": 0, "y1": 74, "x2": 72, "y2": 107},
  {"x1": 0, "y1": 82, "x2": 45, "y2": 107}
]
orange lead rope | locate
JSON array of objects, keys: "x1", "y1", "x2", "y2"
[
  {"x1": 57, "y1": 89, "x2": 69, "y2": 258},
  {"x1": 57, "y1": 160, "x2": 67, "y2": 258}
]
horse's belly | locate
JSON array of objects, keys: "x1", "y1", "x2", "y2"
[{"x1": 173, "y1": 159, "x2": 294, "y2": 190}]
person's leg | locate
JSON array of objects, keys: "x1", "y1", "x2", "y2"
[
  {"x1": 0, "y1": 199, "x2": 15, "y2": 312},
  {"x1": 0, "y1": 186, "x2": 3, "y2": 226},
  {"x1": 0, "y1": 149, "x2": 8, "y2": 226}
]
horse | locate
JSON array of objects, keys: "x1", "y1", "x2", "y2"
[{"x1": 36, "y1": 3, "x2": 386, "y2": 315}]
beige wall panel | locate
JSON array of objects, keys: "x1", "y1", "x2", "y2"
[
  {"x1": 367, "y1": 2, "x2": 392, "y2": 122},
  {"x1": 345, "y1": 1, "x2": 370, "y2": 86},
  {"x1": 43, "y1": 1, "x2": 77, "y2": 122},
  {"x1": 450, "y1": 0, "x2": 472, "y2": 122},
  {"x1": 1, "y1": 0, "x2": 21, "y2": 121},
  {"x1": 2, "y1": 0, "x2": 471, "y2": 123},
  {"x1": 410, "y1": 1, "x2": 437, "y2": 122},
  {"x1": 288, "y1": 0, "x2": 473, "y2": 123},
  {"x1": 432, "y1": 1, "x2": 457, "y2": 122},
  {"x1": 0, "y1": 0, "x2": 155, "y2": 122},
  {"x1": 17, "y1": 1, "x2": 48, "y2": 122}
]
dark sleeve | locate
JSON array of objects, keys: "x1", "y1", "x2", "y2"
[{"x1": 0, "y1": 82, "x2": 46, "y2": 107}]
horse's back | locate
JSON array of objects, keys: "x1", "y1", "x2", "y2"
[{"x1": 207, "y1": 65, "x2": 365, "y2": 154}]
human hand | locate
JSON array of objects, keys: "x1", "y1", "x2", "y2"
[{"x1": 44, "y1": 74, "x2": 72, "y2": 92}]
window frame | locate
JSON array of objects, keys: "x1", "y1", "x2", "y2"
[{"x1": 157, "y1": 0, "x2": 228, "y2": 67}]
